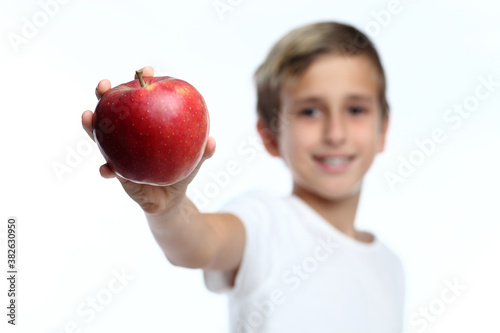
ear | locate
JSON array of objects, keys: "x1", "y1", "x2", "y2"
[
  {"x1": 377, "y1": 114, "x2": 390, "y2": 153},
  {"x1": 257, "y1": 117, "x2": 281, "y2": 157}
]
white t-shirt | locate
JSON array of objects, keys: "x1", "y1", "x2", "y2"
[{"x1": 203, "y1": 190, "x2": 405, "y2": 333}]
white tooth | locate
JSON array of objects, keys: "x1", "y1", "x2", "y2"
[{"x1": 323, "y1": 157, "x2": 349, "y2": 165}]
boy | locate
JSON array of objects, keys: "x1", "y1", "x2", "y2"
[{"x1": 82, "y1": 21, "x2": 405, "y2": 332}]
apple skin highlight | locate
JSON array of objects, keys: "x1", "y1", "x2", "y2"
[{"x1": 93, "y1": 75, "x2": 210, "y2": 186}]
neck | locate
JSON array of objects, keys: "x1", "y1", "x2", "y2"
[{"x1": 292, "y1": 185, "x2": 363, "y2": 241}]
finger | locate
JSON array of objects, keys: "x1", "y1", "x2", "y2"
[
  {"x1": 96, "y1": 79, "x2": 111, "y2": 99},
  {"x1": 190, "y1": 137, "x2": 215, "y2": 178},
  {"x1": 82, "y1": 110, "x2": 95, "y2": 142},
  {"x1": 201, "y1": 136, "x2": 216, "y2": 161},
  {"x1": 135, "y1": 66, "x2": 154, "y2": 78},
  {"x1": 99, "y1": 164, "x2": 131, "y2": 186},
  {"x1": 99, "y1": 164, "x2": 117, "y2": 179},
  {"x1": 170, "y1": 137, "x2": 214, "y2": 189}
]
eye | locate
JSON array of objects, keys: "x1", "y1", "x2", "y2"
[
  {"x1": 348, "y1": 106, "x2": 366, "y2": 115},
  {"x1": 300, "y1": 108, "x2": 321, "y2": 117}
]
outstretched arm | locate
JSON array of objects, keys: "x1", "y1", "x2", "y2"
[{"x1": 82, "y1": 67, "x2": 245, "y2": 273}]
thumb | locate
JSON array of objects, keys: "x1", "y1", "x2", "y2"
[{"x1": 200, "y1": 136, "x2": 216, "y2": 161}]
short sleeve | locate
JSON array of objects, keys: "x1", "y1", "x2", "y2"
[{"x1": 203, "y1": 190, "x2": 277, "y2": 295}]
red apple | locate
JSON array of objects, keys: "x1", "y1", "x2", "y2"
[{"x1": 93, "y1": 70, "x2": 209, "y2": 186}]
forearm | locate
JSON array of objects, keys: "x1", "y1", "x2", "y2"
[{"x1": 145, "y1": 196, "x2": 216, "y2": 269}]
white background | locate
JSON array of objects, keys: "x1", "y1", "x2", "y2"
[{"x1": 1, "y1": 0, "x2": 500, "y2": 332}]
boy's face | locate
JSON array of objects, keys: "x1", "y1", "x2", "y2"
[{"x1": 259, "y1": 54, "x2": 389, "y2": 201}]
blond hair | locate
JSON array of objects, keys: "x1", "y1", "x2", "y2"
[{"x1": 254, "y1": 21, "x2": 389, "y2": 134}]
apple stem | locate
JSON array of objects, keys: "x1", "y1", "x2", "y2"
[{"x1": 136, "y1": 70, "x2": 145, "y2": 88}]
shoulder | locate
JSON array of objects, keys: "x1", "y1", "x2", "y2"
[
  {"x1": 225, "y1": 188, "x2": 281, "y2": 202},
  {"x1": 219, "y1": 189, "x2": 287, "y2": 215},
  {"x1": 217, "y1": 189, "x2": 294, "y2": 242},
  {"x1": 373, "y1": 238, "x2": 406, "y2": 278},
  {"x1": 206, "y1": 190, "x2": 289, "y2": 295}
]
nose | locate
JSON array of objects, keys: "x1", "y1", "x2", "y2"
[{"x1": 323, "y1": 112, "x2": 347, "y2": 146}]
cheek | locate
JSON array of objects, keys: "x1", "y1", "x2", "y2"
[
  {"x1": 353, "y1": 125, "x2": 380, "y2": 154},
  {"x1": 286, "y1": 123, "x2": 318, "y2": 151},
  {"x1": 279, "y1": 123, "x2": 316, "y2": 162}
]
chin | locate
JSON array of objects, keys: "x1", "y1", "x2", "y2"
[
  {"x1": 299, "y1": 180, "x2": 362, "y2": 202},
  {"x1": 322, "y1": 188, "x2": 361, "y2": 201}
]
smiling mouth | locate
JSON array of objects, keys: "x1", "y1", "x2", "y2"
[
  {"x1": 314, "y1": 155, "x2": 355, "y2": 166},
  {"x1": 312, "y1": 155, "x2": 356, "y2": 173}
]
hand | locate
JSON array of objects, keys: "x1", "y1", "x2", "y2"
[{"x1": 82, "y1": 66, "x2": 216, "y2": 214}]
